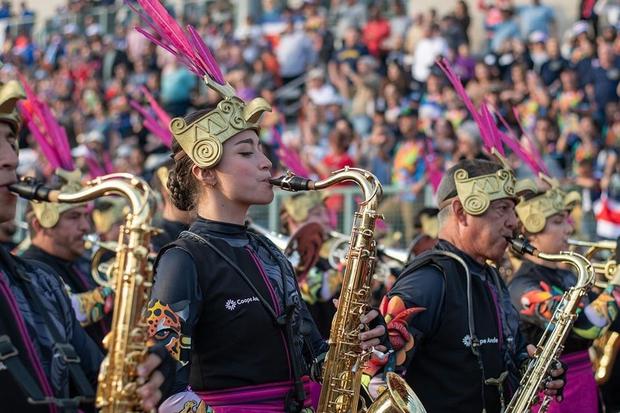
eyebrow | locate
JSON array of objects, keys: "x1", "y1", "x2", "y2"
[{"x1": 234, "y1": 138, "x2": 254, "y2": 146}]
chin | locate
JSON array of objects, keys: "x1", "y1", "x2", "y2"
[{"x1": 0, "y1": 204, "x2": 16, "y2": 225}]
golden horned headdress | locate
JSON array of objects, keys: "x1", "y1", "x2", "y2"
[
  {"x1": 515, "y1": 174, "x2": 581, "y2": 233},
  {"x1": 453, "y1": 150, "x2": 517, "y2": 215},
  {"x1": 30, "y1": 169, "x2": 84, "y2": 228},
  {"x1": 129, "y1": 0, "x2": 271, "y2": 168}
]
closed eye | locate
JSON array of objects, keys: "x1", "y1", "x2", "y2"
[{"x1": 239, "y1": 152, "x2": 253, "y2": 157}]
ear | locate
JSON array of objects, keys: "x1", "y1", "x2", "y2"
[
  {"x1": 451, "y1": 199, "x2": 469, "y2": 226},
  {"x1": 191, "y1": 164, "x2": 217, "y2": 187}
]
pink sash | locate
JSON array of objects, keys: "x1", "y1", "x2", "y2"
[
  {"x1": 197, "y1": 376, "x2": 320, "y2": 413},
  {"x1": 531, "y1": 350, "x2": 598, "y2": 413}
]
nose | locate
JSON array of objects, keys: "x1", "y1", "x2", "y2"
[
  {"x1": 0, "y1": 139, "x2": 18, "y2": 172},
  {"x1": 259, "y1": 149, "x2": 272, "y2": 171},
  {"x1": 78, "y1": 214, "x2": 91, "y2": 233},
  {"x1": 505, "y1": 209, "x2": 518, "y2": 231}
]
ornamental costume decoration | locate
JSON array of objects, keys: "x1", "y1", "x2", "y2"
[
  {"x1": 127, "y1": 0, "x2": 271, "y2": 169},
  {"x1": 515, "y1": 175, "x2": 581, "y2": 233}
]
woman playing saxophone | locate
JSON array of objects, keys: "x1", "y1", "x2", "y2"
[{"x1": 508, "y1": 178, "x2": 620, "y2": 413}]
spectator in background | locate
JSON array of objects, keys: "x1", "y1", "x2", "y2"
[
  {"x1": 362, "y1": 5, "x2": 390, "y2": 59},
  {"x1": 516, "y1": 0, "x2": 556, "y2": 38},
  {"x1": 412, "y1": 22, "x2": 448, "y2": 83},
  {"x1": 160, "y1": 60, "x2": 196, "y2": 117},
  {"x1": 276, "y1": 16, "x2": 316, "y2": 84},
  {"x1": 586, "y1": 42, "x2": 620, "y2": 124},
  {"x1": 453, "y1": 0, "x2": 471, "y2": 46},
  {"x1": 490, "y1": 5, "x2": 521, "y2": 53},
  {"x1": 334, "y1": 26, "x2": 369, "y2": 72},
  {"x1": 380, "y1": 108, "x2": 427, "y2": 246},
  {"x1": 334, "y1": 0, "x2": 368, "y2": 41}
]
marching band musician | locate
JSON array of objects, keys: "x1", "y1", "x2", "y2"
[
  {"x1": 147, "y1": 85, "x2": 387, "y2": 413},
  {"x1": 280, "y1": 192, "x2": 340, "y2": 338},
  {"x1": 133, "y1": 3, "x2": 389, "y2": 411},
  {"x1": 509, "y1": 176, "x2": 620, "y2": 413},
  {"x1": 0, "y1": 78, "x2": 171, "y2": 412},
  {"x1": 21, "y1": 169, "x2": 113, "y2": 349},
  {"x1": 366, "y1": 156, "x2": 566, "y2": 413}
]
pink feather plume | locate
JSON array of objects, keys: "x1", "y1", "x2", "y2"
[
  {"x1": 130, "y1": 86, "x2": 173, "y2": 148},
  {"x1": 272, "y1": 128, "x2": 310, "y2": 177},
  {"x1": 128, "y1": 0, "x2": 224, "y2": 84},
  {"x1": 17, "y1": 73, "x2": 74, "y2": 172}
]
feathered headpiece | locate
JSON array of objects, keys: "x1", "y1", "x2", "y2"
[
  {"x1": 436, "y1": 58, "x2": 518, "y2": 215},
  {"x1": 18, "y1": 73, "x2": 74, "y2": 172},
  {"x1": 129, "y1": 0, "x2": 271, "y2": 167},
  {"x1": 130, "y1": 85, "x2": 173, "y2": 148}
]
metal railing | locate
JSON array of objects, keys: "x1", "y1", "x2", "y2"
[{"x1": 248, "y1": 184, "x2": 435, "y2": 235}]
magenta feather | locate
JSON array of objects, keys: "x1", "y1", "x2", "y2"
[
  {"x1": 436, "y1": 58, "x2": 499, "y2": 153},
  {"x1": 129, "y1": 0, "x2": 225, "y2": 84},
  {"x1": 512, "y1": 108, "x2": 549, "y2": 175},
  {"x1": 129, "y1": 98, "x2": 173, "y2": 148},
  {"x1": 18, "y1": 102, "x2": 62, "y2": 168},
  {"x1": 272, "y1": 128, "x2": 310, "y2": 177}
]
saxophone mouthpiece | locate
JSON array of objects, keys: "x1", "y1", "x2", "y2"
[
  {"x1": 509, "y1": 236, "x2": 537, "y2": 256},
  {"x1": 269, "y1": 171, "x2": 314, "y2": 192},
  {"x1": 9, "y1": 177, "x2": 56, "y2": 202}
]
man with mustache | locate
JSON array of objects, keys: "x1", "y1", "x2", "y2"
[
  {"x1": 21, "y1": 169, "x2": 113, "y2": 349},
  {"x1": 367, "y1": 156, "x2": 566, "y2": 413},
  {"x1": 0, "y1": 79, "x2": 170, "y2": 412}
]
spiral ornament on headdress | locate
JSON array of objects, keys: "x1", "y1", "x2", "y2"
[
  {"x1": 462, "y1": 194, "x2": 489, "y2": 216},
  {"x1": 524, "y1": 214, "x2": 546, "y2": 234},
  {"x1": 192, "y1": 137, "x2": 223, "y2": 168}
]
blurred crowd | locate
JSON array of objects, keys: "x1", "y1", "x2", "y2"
[{"x1": 1, "y1": 0, "x2": 619, "y2": 245}]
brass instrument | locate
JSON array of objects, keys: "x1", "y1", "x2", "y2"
[
  {"x1": 270, "y1": 168, "x2": 425, "y2": 413},
  {"x1": 11, "y1": 173, "x2": 158, "y2": 413},
  {"x1": 507, "y1": 237, "x2": 595, "y2": 413},
  {"x1": 568, "y1": 238, "x2": 620, "y2": 384},
  {"x1": 327, "y1": 230, "x2": 409, "y2": 282},
  {"x1": 248, "y1": 221, "x2": 324, "y2": 280},
  {"x1": 568, "y1": 238, "x2": 616, "y2": 287}
]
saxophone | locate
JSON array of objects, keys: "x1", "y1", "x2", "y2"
[
  {"x1": 270, "y1": 168, "x2": 425, "y2": 413},
  {"x1": 506, "y1": 237, "x2": 595, "y2": 413},
  {"x1": 10, "y1": 173, "x2": 158, "y2": 413}
]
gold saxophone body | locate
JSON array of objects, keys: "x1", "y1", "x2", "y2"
[
  {"x1": 270, "y1": 168, "x2": 425, "y2": 413},
  {"x1": 11, "y1": 173, "x2": 158, "y2": 413},
  {"x1": 507, "y1": 237, "x2": 595, "y2": 413}
]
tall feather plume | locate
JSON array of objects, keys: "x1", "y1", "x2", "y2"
[
  {"x1": 17, "y1": 73, "x2": 74, "y2": 171},
  {"x1": 128, "y1": 0, "x2": 225, "y2": 84},
  {"x1": 436, "y1": 58, "x2": 499, "y2": 153},
  {"x1": 491, "y1": 105, "x2": 549, "y2": 176},
  {"x1": 272, "y1": 127, "x2": 310, "y2": 177},
  {"x1": 130, "y1": 86, "x2": 172, "y2": 148}
]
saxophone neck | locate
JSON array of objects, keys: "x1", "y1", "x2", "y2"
[
  {"x1": 270, "y1": 168, "x2": 383, "y2": 206},
  {"x1": 510, "y1": 236, "x2": 594, "y2": 288}
]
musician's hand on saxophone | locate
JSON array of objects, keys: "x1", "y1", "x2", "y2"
[
  {"x1": 525, "y1": 344, "x2": 567, "y2": 402},
  {"x1": 332, "y1": 299, "x2": 389, "y2": 354}
]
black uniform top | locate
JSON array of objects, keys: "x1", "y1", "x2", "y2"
[
  {"x1": 509, "y1": 259, "x2": 620, "y2": 352},
  {"x1": 150, "y1": 217, "x2": 327, "y2": 402},
  {"x1": 150, "y1": 217, "x2": 189, "y2": 252},
  {"x1": 21, "y1": 245, "x2": 110, "y2": 348},
  {"x1": 0, "y1": 246, "x2": 102, "y2": 412},
  {"x1": 384, "y1": 239, "x2": 528, "y2": 413}
]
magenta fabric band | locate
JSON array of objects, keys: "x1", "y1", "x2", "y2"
[
  {"x1": 196, "y1": 376, "x2": 316, "y2": 412},
  {"x1": 531, "y1": 350, "x2": 598, "y2": 413}
]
